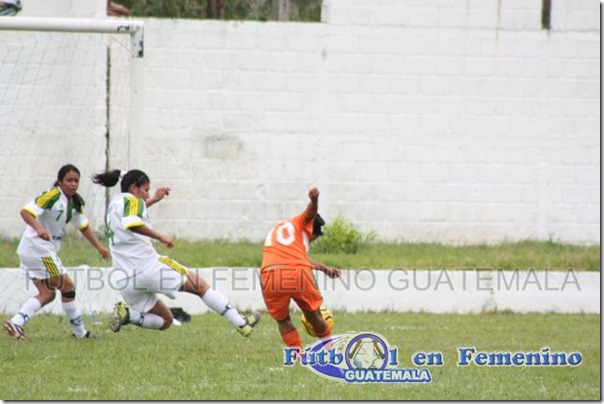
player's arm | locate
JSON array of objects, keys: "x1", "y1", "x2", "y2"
[
  {"x1": 129, "y1": 224, "x2": 174, "y2": 248},
  {"x1": 304, "y1": 187, "x2": 319, "y2": 224},
  {"x1": 79, "y1": 225, "x2": 109, "y2": 259},
  {"x1": 19, "y1": 209, "x2": 50, "y2": 241},
  {"x1": 309, "y1": 257, "x2": 341, "y2": 279},
  {"x1": 146, "y1": 187, "x2": 171, "y2": 208}
]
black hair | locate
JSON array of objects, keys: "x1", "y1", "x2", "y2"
[
  {"x1": 55, "y1": 164, "x2": 80, "y2": 185},
  {"x1": 313, "y1": 214, "x2": 325, "y2": 237},
  {"x1": 92, "y1": 169, "x2": 150, "y2": 193},
  {"x1": 53, "y1": 164, "x2": 84, "y2": 213}
]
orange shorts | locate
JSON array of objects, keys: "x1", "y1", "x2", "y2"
[{"x1": 261, "y1": 266, "x2": 323, "y2": 321}]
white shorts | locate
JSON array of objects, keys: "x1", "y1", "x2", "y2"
[
  {"x1": 19, "y1": 254, "x2": 66, "y2": 280},
  {"x1": 111, "y1": 256, "x2": 188, "y2": 314}
]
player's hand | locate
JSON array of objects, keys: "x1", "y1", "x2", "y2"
[
  {"x1": 322, "y1": 266, "x2": 341, "y2": 279},
  {"x1": 37, "y1": 228, "x2": 50, "y2": 241},
  {"x1": 146, "y1": 187, "x2": 171, "y2": 208},
  {"x1": 160, "y1": 235, "x2": 175, "y2": 249},
  {"x1": 309, "y1": 187, "x2": 319, "y2": 201},
  {"x1": 153, "y1": 187, "x2": 171, "y2": 202},
  {"x1": 98, "y1": 246, "x2": 110, "y2": 260},
  {"x1": 107, "y1": 1, "x2": 131, "y2": 16}
]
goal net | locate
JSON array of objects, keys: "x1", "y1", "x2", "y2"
[{"x1": 0, "y1": 17, "x2": 144, "y2": 317}]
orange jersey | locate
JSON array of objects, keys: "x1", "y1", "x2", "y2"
[{"x1": 261, "y1": 212, "x2": 314, "y2": 270}]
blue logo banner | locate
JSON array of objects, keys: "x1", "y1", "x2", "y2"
[{"x1": 284, "y1": 332, "x2": 432, "y2": 384}]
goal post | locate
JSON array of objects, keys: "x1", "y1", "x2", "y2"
[
  {"x1": 0, "y1": 16, "x2": 144, "y2": 57},
  {"x1": 0, "y1": 16, "x2": 146, "y2": 316},
  {"x1": 0, "y1": 16, "x2": 145, "y2": 237}
]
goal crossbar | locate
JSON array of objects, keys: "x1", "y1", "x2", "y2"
[{"x1": 0, "y1": 16, "x2": 144, "y2": 57}]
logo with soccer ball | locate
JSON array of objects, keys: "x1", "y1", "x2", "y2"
[
  {"x1": 346, "y1": 334, "x2": 387, "y2": 370},
  {"x1": 283, "y1": 330, "x2": 432, "y2": 384},
  {"x1": 300, "y1": 306, "x2": 334, "y2": 337}
]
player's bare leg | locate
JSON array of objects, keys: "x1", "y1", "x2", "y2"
[
  {"x1": 45, "y1": 274, "x2": 93, "y2": 338},
  {"x1": 301, "y1": 308, "x2": 331, "y2": 338},
  {"x1": 147, "y1": 300, "x2": 174, "y2": 330},
  {"x1": 181, "y1": 271, "x2": 260, "y2": 336},
  {"x1": 277, "y1": 316, "x2": 303, "y2": 350}
]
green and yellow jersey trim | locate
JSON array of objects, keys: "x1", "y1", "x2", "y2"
[
  {"x1": 21, "y1": 207, "x2": 38, "y2": 219},
  {"x1": 159, "y1": 256, "x2": 188, "y2": 276},
  {"x1": 123, "y1": 195, "x2": 144, "y2": 217},
  {"x1": 123, "y1": 195, "x2": 145, "y2": 229},
  {"x1": 125, "y1": 221, "x2": 145, "y2": 229},
  {"x1": 42, "y1": 256, "x2": 60, "y2": 277},
  {"x1": 35, "y1": 187, "x2": 61, "y2": 210}
]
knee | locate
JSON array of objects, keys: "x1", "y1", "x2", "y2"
[
  {"x1": 38, "y1": 290, "x2": 57, "y2": 305},
  {"x1": 61, "y1": 290, "x2": 76, "y2": 299},
  {"x1": 309, "y1": 313, "x2": 328, "y2": 333},
  {"x1": 184, "y1": 274, "x2": 210, "y2": 297},
  {"x1": 159, "y1": 316, "x2": 173, "y2": 331},
  {"x1": 314, "y1": 319, "x2": 331, "y2": 337},
  {"x1": 277, "y1": 317, "x2": 295, "y2": 333},
  {"x1": 60, "y1": 290, "x2": 76, "y2": 301}
]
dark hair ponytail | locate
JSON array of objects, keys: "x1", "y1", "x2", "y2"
[
  {"x1": 92, "y1": 169, "x2": 121, "y2": 188},
  {"x1": 72, "y1": 193, "x2": 85, "y2": 213},
  {"x1": 92, "y1": 169, "x2": 150, "y2": 193}
]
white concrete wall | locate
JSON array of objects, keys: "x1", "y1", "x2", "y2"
[
  {"x1": 0, "y1": 0, "x2": 599, "y2": 245},
  {"x1": 0, "y1": 268, "x2": 598, "y2": 315},
  {"x1": 322, "y1": 0, "x2": 600, "y2": 32}
]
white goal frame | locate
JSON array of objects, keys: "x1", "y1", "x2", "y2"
[
  {"x1": 0, "y1": 17, "x2": 147, "y2": 315},
  {"x1": 0, "y1": 16, "x2": 146, "y2": 169},
  {"x1": 0, "y1": 16, "x2": 144, "y2": 57}
]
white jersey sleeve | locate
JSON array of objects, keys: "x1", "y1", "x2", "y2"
[
  {"x1": 71, "y1": 208, "x2": 90, "y2": 230},
  {"x1": 121, "y1": 196, "x2": 145, "y2": 230},
  {"x1": 17, "y1": 187, "x2": 88, "y2": 256},
  {"x1": 106, "y1": 193, "x2": 158, "y2": 280},
  {"x1": 21, "y1": 199, "x2": 46, "y2": 219}
]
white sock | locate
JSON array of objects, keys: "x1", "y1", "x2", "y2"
[
  {"x1": 128, "y1": 308, "x2": 142, "y2": 325},
  {"x1": 139, "y1": 314, "x2": 164, "y2": 329},
  {"x1": 127, "y1": 308, "x2": 164, "y2": 329},
  {"x1": 62, "y1": 300, "x2": 87, "y2": 337},
  {"x1": 201, "y1": 289, "x2": 245, "y2": 327},
  {"x1": 11, "y1": 297, "x2": 42, "y2": 327}
]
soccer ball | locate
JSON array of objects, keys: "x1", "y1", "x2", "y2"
[
  {"x1": 349, "y1": 336, "x2": 386, "y2": 369},
  {"x1": 301, "y1": 306, "x2": 334, "y2": 337}
]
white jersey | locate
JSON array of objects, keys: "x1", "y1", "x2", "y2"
[
  {"x1": 17, "y1": 186, "x2": 89, "y2": 257},
  {"x1": 105, "y1": 192, "x2": 159, "y2": 281}
]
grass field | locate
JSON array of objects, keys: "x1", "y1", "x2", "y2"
[
  {"x1": 0, "y1": 237, "x2": 599, "y2": 270},
  {"x1": 0, "y1": 236, "x2": 599, "y2": 400},
  {"x1": 0, "y1": 312, "x2": 599, "y2": 400}
]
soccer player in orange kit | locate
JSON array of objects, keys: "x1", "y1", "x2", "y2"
[{"x1": 260, "y1": 187, "x2": 341, "y2": 350}]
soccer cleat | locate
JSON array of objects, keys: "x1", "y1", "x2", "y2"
[
  {"x1": 3, "y1": 320, "x2": 28, "y2": 341},
  {"x1": 72, "y1": 331, "x2": 96, "y2": 339},
  {"x1": 110, "y1": 301, "x2": 130, "y2": 332},
  {"x1": 0, "y1": 0, "x2": 22, "y2": 16},
  {"x1": 236, "y1": 311, "x2": 261, "y2": 337}
]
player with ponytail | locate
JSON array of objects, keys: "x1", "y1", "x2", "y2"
[
  {"x1": 93, "y1": 168, "x2": 260, "y2": 336},
  {"x1": 4, "y1": 164, "x2": 109, "y2": 340}
]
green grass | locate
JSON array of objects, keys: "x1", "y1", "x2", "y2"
[
  {"x1": 0, "y1": 236, "x2": 599, "y2": 270},
  {"x1": 0, "y1": 312, "x2": 599, "y2": 400},
  {"x1": 313, "y1": 240, "x2": 601, "y2": 271}
]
